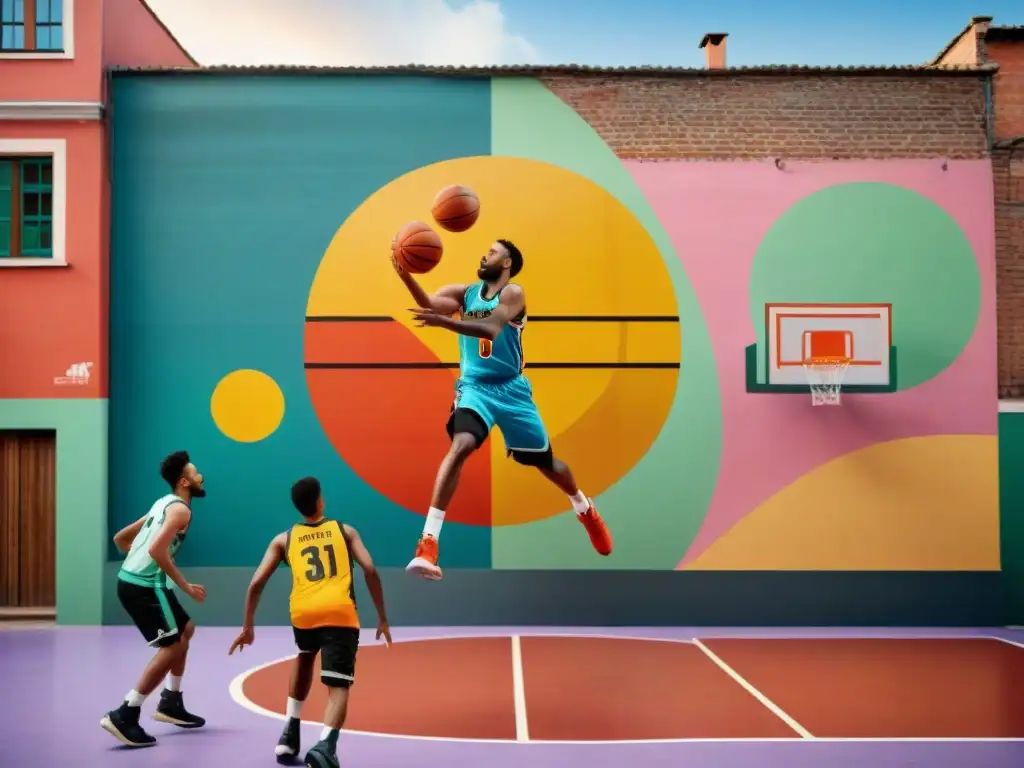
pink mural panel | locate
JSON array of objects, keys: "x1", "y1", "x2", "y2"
[{"x1": 625, "y1": 159, "x2": 996, "y2": 566}]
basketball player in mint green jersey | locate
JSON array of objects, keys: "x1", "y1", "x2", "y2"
[
  {"x1": 394, "y1": 238, "x2": 614, "y2": 579},
  {"x1": 100, "y1": 451, "x2": 208, "y2": 748}
]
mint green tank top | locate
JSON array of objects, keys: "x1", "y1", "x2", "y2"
[{"x1": 119, "y1": 494, "x2": 190, "y2": 588}]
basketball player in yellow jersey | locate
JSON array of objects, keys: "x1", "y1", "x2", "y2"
[{"x1": 229, "y1": 477, "x2": 392, "y2": 768}]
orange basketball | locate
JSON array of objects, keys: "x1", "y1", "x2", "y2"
[
  {"x1": 431, "y1": 184, "x2": 480, "y2": 233},
  {"x1": 393, "y1": 221, "x2": 443, "y2": 274}
]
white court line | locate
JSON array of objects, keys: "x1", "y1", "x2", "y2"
[
  {"x1": 692, "y1": 638, "x2": 813, "y2": 739},
  {"x1": 510, "y1": 635, "x2": 530, "y2": 741},
  {"x1": 697, "y1": 633, "x2": 1024, "y2": 651},
  {"x1": 228, "y1": 631, "x2": 1024, "y2": 745},
  {"x1": 988, "y1": 635, "x2": 1024, "y2": 650}
]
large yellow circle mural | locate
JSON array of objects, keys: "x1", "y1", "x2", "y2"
[{"x1": 305, "y1": 156, "x2": 680, "y2": 527}]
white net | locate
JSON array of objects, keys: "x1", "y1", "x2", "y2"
[{"x1": 803, "y1": 356, "x2": 851, "y2": 406}]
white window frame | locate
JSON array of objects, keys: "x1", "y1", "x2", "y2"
[
  {"x1": 0, "y1": 139, "x2": 67, "y2": 267},
  {"x1": 0, "y1": 0, "x2": 75, "y2": 60}
]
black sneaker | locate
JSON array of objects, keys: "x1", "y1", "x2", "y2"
[
  {"x1": 275, "y1": 717, "x2": 301, "y2": 764},
  {"x1": 152, "y1": 689, "x2": 206, "y2": 728},
  {"x1": 100, "y1": 703, "x2": 157, "y2": 747},
  {"x1": 304, "y1": 739, "x2": 340, "y2": 768}
]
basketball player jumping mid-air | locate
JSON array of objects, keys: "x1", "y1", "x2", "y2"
[
  {"x1": 101, "y1": 450, "x2": 208, "y2": 748},
  {"x1": 229, "y1": 476, "x2": 392, "y2": 768},
  {"x1": 394, "y1": 238, "x2": 614, "y2": 579}
]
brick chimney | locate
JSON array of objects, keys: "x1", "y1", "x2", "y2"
[{"x1": 699, "y1": 33, "x2": 728, "y2": 69}]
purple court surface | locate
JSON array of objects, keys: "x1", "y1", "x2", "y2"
[{"x1": 3, "y1": 625, "x2": 1024, "y2": 767}]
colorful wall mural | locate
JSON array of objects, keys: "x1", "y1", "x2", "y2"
[{"x1": 107, "y1": 73, "x2": 998, "y2": 624}]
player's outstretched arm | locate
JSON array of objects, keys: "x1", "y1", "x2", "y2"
[
  {"x1": 112, "y1": 513, "x2": 149, "y2": 552},
  {"x1": 391, "y1": 250, "x2": 464, "y2": 315},
  {"x1": 148, "y1": 502, "x2": 205, "y2": 602},
  {"x1": 342, "y1": 524, "x2": 392, "y2": 646},
  {"x1": 229, "y1": 532, "x2": 287, "y2": 654},
  {"x1": 412, "y1": 284, "x2": 524, "y2": 341}
]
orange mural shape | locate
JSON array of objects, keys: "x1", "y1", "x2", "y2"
[{"x1": 305, "y1": 319, "x2": 490, "y2": 526}]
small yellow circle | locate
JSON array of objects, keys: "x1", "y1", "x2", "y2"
[{"x1": 210, "y1": 369, "x2": 285, "y2": 443}]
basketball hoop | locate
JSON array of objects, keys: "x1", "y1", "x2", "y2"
[{"x1": 802, "y1": 355, "x2": 850, "y2": 406}]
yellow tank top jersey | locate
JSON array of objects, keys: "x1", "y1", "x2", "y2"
[{"x1": 285, "y1": 518, "x2": 359, "y2": 630}]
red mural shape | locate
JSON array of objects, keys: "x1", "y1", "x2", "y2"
[{"x1": 304, "y1": 319, "x2": 490, "y2": 526}]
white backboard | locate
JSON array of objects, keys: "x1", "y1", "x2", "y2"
[{"x1": 766, "y1": 303, "x2": 892, "y2": 386}]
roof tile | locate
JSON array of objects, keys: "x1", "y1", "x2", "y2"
[{"x1": 106, "y1": 63, "x2": 998, "y2": 77}]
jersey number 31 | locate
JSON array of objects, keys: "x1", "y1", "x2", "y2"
[{"x1": 301, "y1": 544, "x2": 338, "y2": 582}]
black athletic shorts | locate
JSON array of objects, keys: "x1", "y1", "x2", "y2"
[
  {"x1": 117, "y1": 579, "x2": 191, "y2": 648},
  {"x1": 293, "y1": 626, "x2": 360, "y2": 688}
]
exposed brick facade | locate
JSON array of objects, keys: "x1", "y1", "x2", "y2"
[
  {"x1": 542, "y1": 73, "x2": 989, "y2": 160},
  {"x1": 990, "y1": 41, "x2": 1024, "y2": 139},
  {"x1": 994, "y1": 148, "x2": 1024, "y2": 396},
  {"x1": 986, "y1": 32, "x2": 1024, "y2": 396}
]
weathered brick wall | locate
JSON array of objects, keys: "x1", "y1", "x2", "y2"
[
  {"x1": 994, "y1": 149, "x2": 1024, "y2": 397},
  {"x1": 990, "y1": 41, "x2": 1024, "y2": 139},
  {"x1": 541, "y1": 74, "x2": 988, "y2": 160},
  {"x1": 988, "y1": 39, "x2": 1024, "y2": 396}
]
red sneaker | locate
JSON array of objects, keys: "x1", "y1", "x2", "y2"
[
  {"x1": 577, "y1": 500, "x2": 613, "y2": 556},
  {"x1": 405, "y1": 535, "x2": 443, "y2": 580}
]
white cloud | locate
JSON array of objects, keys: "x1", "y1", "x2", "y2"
[{"x1": 145, "y1": 0, "x2": 541, "y2": 67}]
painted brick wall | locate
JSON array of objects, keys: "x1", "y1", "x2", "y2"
[{"x1": 541, "y1": 74, "x2": 989, "y2": 160}]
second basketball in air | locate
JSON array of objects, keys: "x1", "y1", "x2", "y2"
[{"x1": 432, "y1": 184, "x2": 480, "y2": 232}]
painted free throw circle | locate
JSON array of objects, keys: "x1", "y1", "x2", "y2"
[{"x1": 231, "y1": 634, "x2": 795, "y2": 742}]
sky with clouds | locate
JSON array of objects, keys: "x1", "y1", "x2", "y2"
[{"x1": 145, "y1": 0, "x2": 1022, "y2": 68}]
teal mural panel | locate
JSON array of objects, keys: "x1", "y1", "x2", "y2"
[
  {"x1": 1000, "y1": 410, "x2": 1024, "y2": 624},
  {"x1": 109, "y1": 74, "x2": 492, "y2": 568}
]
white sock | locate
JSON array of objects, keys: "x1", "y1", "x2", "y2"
[
  {"x1": 165, "y1": 674, "x2": 182, "y2": 692},
  {"x1": 569, "y1": 491, "x2": 591, "y2": 515},
  {"x1": 422, "y1": 507, "x2": 445, "y2": 540},
  {"x1": 125, "y1": 689, "x2": 147, "y2": 707},
  {"x1": 287, "y1": 697, "x2": 303, "y2": 719},
  {"x1": 320, "y1": 726, "x2": 334, "y2": 740}
]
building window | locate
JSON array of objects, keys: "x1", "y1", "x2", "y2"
[
  {"x1": 0, "y1": 0, "x2": 63, "y2": 52},
  {"x1": 0, "y1": 158, "x2": 54, "y2": 259}
]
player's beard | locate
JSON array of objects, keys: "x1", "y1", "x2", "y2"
[
  {"x1": 477, "y1": 263, "x2": 502, "y2": 281},
  {"x1": 190, "y1": 483, "x2": 207, "y2": 498}
]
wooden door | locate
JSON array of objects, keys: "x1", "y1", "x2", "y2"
[{"x1": 0, "y1": 431, "x2": 56, "y2": 607}]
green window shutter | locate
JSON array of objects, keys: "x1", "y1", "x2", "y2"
[
  {"x1": 0, "y1": 160, "x2": 11, "y2": 257},
  {"x1": 20, "y1": 157, "x2": 52, "y2": 257}
]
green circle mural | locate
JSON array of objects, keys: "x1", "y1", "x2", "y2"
[{"x1": 748, "y1": 182, "x2": 980, "y2": 390}]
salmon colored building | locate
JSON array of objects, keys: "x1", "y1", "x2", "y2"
[{"x1": 0, "y1": 0, "x2": 195, "y2": 623}]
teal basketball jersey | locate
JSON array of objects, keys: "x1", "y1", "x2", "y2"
[
  {"x1": 458, "y1": 282, "x2": 526, "y2": 381},
  {"x1": 119, "y1": 494, "x2": 191, "y2": 588}
]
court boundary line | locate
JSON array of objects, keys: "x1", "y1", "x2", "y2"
[
  {"x1": 510, "y1": 635, "x2": 529, "y2": 741},
  {"x1": 227, "y1": 631, "x2": 1024, "y2": 745},
  {"x1": 989, "y1": 635, "x2": 1024, "y2": 650},
  {"x1": 692, "y1": 638, "x2": 813, "y2": 739},
  {"x1": 697, "y1": 634, "x2": 1024, "y2": 650}
]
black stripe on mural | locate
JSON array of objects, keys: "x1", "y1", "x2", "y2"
[
  {"x1": 305, "y1": 315, "x2": 680, "y2": 323},
  {"x1": 304, "y1": 362, "x2": 680, "y2": 370}
]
